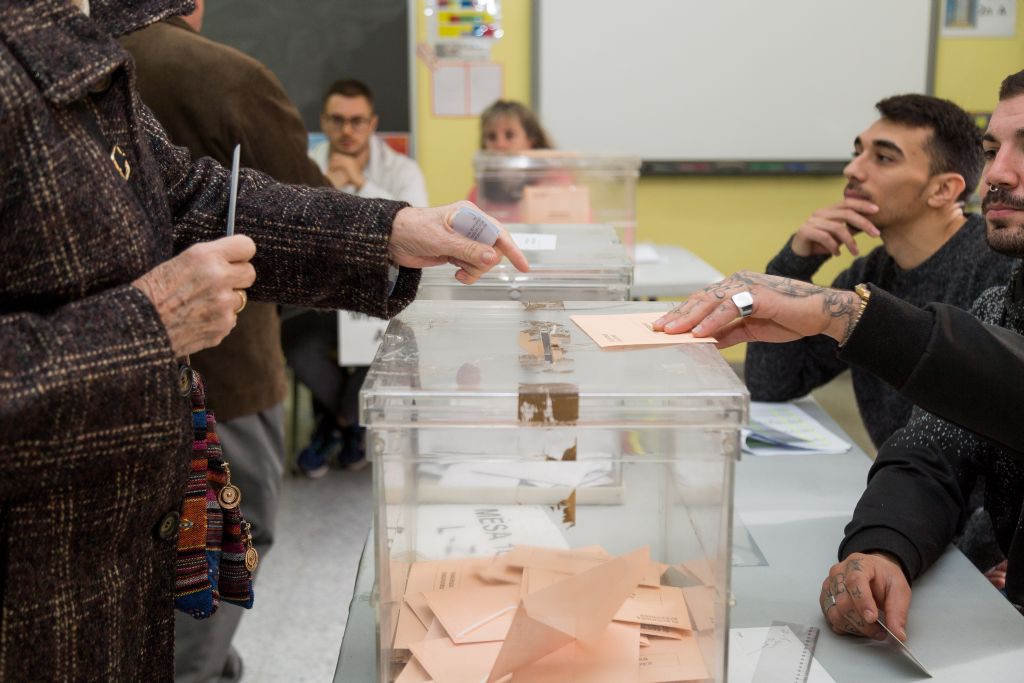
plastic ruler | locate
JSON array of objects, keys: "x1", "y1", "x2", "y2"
[{"x1": 750, "y1": 621, "x2": 820, "y2": 683}]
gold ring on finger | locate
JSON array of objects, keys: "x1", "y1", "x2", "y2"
[{"x1": 235, "y1": 289, "x2": 247, "y2": 314}]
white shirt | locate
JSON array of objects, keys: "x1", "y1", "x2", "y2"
[{"x1": 309, "y1": 136, "x2": 429, "y2": 207}]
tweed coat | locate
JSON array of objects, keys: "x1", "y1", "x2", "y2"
[
  {"x1": 0, "y1": 1, "x2": 419, "y2": 680},
  {"x1": 121, "y1": 17, "x2": 335, "y2": 422}
]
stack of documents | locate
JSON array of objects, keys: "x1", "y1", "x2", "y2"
[
  {"x1": 391, "y1": 545, "x2": 716, "y2": 682},
  {"x1": 743, "y1": 402, "x2": 851, "y2": 456}
]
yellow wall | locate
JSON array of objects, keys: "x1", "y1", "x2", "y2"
[
  {"x1": 414, "y1": 2, "x2": 533, "y2": 204},
  {"x1": 413, "y1": 1, "x2": 1024, "y2": 360}
]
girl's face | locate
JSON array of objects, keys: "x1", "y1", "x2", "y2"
[{"x1": 483, "y1": 115, "x2": 533, "y2": 152}]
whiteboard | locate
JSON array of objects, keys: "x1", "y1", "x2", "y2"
[{"x1": 535, "y1": 0, "x2": 935, "y2": 162}]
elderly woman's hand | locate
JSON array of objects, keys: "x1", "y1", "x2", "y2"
[
  {"x1": 388, "y1": 202, "x2": 529, "y2": 284},
  {"x1": 132, "y1": 235, "x2": 256, "y2": 357}
]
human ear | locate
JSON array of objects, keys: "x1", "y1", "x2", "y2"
[{"x1": 927, "y1": 173, "x2": 966, "y2": 208}]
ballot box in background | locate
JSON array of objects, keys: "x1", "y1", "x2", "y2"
[
  {"x1": 416, "y1": 223, "x2": 633, "y2": 302},
  {"x1": 361, "y1": 300, "x2": 746, "y2": 683},
  {"x1": 473, "y1": 151, "x2": 640, "y2": 253}
]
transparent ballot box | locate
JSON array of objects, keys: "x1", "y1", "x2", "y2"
[
  {"x1": 473, "y1": 151, "x2": 640, "y2": 251},
  {"x1": 362, "y1": 300, "x2": 746, "y2": 683},
  {"x1": 417, "y1": 223, "x2": 633, "y2": 302}
]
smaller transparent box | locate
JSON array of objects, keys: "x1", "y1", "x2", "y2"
[
  {"x1": 473, "y1": 151, "x2": 640, "y2": 251},
  {"x1": 417, "y1": 223, "x2": 633, "y2": 301},
  {"x1": 363, "y1": 301, "x2": 746, "y2": 683}
]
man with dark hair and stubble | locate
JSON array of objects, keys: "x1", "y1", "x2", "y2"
[
  {"x1": 309, "y1": 77, "x2": 427, "y2": 205},
  {"x1": 745, "y1": 94, "x2": 1015, "y2": 450},
  {"x1": 653, "y1": 70, "x2": 1024, "y2": 645},
  {"x1": 287, "y1": 78, "x2": 428, "y2": 477}
]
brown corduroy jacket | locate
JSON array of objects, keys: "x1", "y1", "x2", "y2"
[
  {"x1": 0, "y1": 1, "x2": 418, "y2": 680},
  {"x1": 120, "y1": 18, "x2": 334, "y2": 421}
]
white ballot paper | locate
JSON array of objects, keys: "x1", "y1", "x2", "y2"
[
  {"x1": 387, "y1": 504, "x2": 570, "y2": 560},
  {"x1": 510, "y1": 232, "x2": 557, "y2": 251}
]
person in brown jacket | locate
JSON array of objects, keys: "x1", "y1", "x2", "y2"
[
  {"x1": 0, "y1": 1, "x2": 527, "y2": 681},
  {"x1": 119, "y1": 2, "x2": 334, "y2": 680}
]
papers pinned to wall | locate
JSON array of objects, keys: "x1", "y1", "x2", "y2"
[{"x1": 431, "y1": 62, "x2": 503, "y2": 117}]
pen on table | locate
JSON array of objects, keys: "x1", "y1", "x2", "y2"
[{"x1": 226, "y1": 143, "x2": 240, "y2": 236}]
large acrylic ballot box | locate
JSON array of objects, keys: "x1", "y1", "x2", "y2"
[
  {"x1": 417, "y1": 223, "x2": 633, "y2": 302},
  {"x1": 362, "y1": 300, "x2": 746, "y2": 683},
  {"x1": 473, "y1": 151, "x2": 640, "y2": 251}
]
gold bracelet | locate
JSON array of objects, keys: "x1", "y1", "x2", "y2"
[{"x1": 839, "y1": 283, "x2": 871, "y2": 348}]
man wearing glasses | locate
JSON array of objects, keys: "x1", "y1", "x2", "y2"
[{"x1": 310, "y1": 78, "x2": 428, "y2": 206}]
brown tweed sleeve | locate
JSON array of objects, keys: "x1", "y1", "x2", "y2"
[
  {"x1": 135, "y1": 100, "x2": 420, "y2": 319},
  {"x1": 0, "y1": 284, "x2": 180, "y2": 498}
]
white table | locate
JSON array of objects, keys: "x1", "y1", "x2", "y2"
[
  {"x1": 632, "y1": 243, "x2": 724, "y2": 299},
  {"x1": 334, "y1": 401, "x2": 1024, "y2": 681}
]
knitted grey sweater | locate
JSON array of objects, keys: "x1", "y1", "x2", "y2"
[{"x1": 744, "y1": 214, "x2": 1015, "y2": 448}]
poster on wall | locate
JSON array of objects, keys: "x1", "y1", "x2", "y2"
[
  {"x1": 420, "y1": 1, "x2": 504, "y2": 117},
  {"x1": 430, "y1": 61, "x2": 503, "y2": 117},
  {"x1": 424, "y1": 0, "x2": 503, "y2": 62},
  {"x1": 942, "y1": 0, "x2": 1017, "y2": 37}
]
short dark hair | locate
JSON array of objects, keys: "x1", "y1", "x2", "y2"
[
  {"x1": 322, "y1": 78, "x2": 374, "y2": 111},
  {"x1": 875, "y1": 94, "x2": 982, "y2": 202},
  {"x1": 479, "y1": 100, "x2": 553, "y2": 150},
  {"x1": 999, "y1": 70, "x2": 1024, "y2": 101}
]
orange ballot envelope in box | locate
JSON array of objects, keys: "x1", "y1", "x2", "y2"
[{"x1": 486, "y1": 547, "x2": 649, "y2": 682}]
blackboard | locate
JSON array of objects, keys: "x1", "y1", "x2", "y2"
[
  {"x1": 203, "y1": 0, "x2": 409, "y2": 132},
  {"x1": 535, "y1": 0, "x2": 936, "y2": 169}
]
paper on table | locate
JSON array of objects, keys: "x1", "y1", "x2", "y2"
[
  {"x1": 638, "y1": 631, "x2": 710, "y2": 683},
  {"x1": 514, "y1": 621, "x2": 642, "y2": 683},
  {"x1": 743, "y1": 402, "x2": 851, "y2": 456},
  {"x1": 729, "y1": 627, "x2": 836, "y2": 683},
  {"x1": 487, "y1": 547, "x2": 650, "y2": 682},
  {"x1": 571, "y1": 312, "x2": 716, "y2": 348}
]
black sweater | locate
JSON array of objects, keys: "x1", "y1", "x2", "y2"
[
  {"x1": 839, "y1": 265, "x2": 1024, "y2": 605},
  {"x1": 745, "y1": 214, "x2": 1014, "y2": 447}
]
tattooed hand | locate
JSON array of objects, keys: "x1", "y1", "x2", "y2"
[
  {"x1": 819, "y1": 552, "x2": 911, "y2": 641},
  {"x1": 652, "y1": 270, "x2": 861, "y2": 349}
]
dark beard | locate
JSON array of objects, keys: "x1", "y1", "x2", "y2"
[{"x1": 983, "y1": 187, "x2": 1024, "y2": 258}]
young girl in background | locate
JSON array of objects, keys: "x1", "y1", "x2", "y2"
[{"x1": 469, "y1": 100, "x2": 556, "y2": 219}]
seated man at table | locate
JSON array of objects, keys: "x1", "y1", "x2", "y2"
[
  {"x1": 286, "y1": 78, "x2": 429, "y2": 475},
  {"x1": 745, "y1": 94, "x2": 1014, "y2": 450},
  {"x1": 816, "y1": 73, "x2": 1024, "y2": 642},
  {"x1": 309, "y1": 78, "x2": 427, "y2": 205}
]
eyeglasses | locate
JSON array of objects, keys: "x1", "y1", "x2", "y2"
[{"x1": 322, "y1": 114, "x2": 373, "y2": 131}]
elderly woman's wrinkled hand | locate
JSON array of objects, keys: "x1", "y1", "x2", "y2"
[
  {"x1": 132, "y1": 235, "x2": 256, "y2": 357},
  {"x1": 388, "y1": 202, "x2": 529, "y2": 285}
]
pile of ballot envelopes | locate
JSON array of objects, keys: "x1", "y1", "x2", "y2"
[{"x1": 390, "y1": 545, "x2": 717, "y2": 682}]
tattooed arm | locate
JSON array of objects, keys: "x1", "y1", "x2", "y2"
[{"x1": 652, "y1": 270, "x2": 861, "y2": 348}]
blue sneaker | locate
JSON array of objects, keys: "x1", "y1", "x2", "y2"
[
  {"x1": 339, "y1": 426, "x2": 368, "y2": 471},
  {"x1": 297, "y1": 428, "x2": 342, "y2": 478}
]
